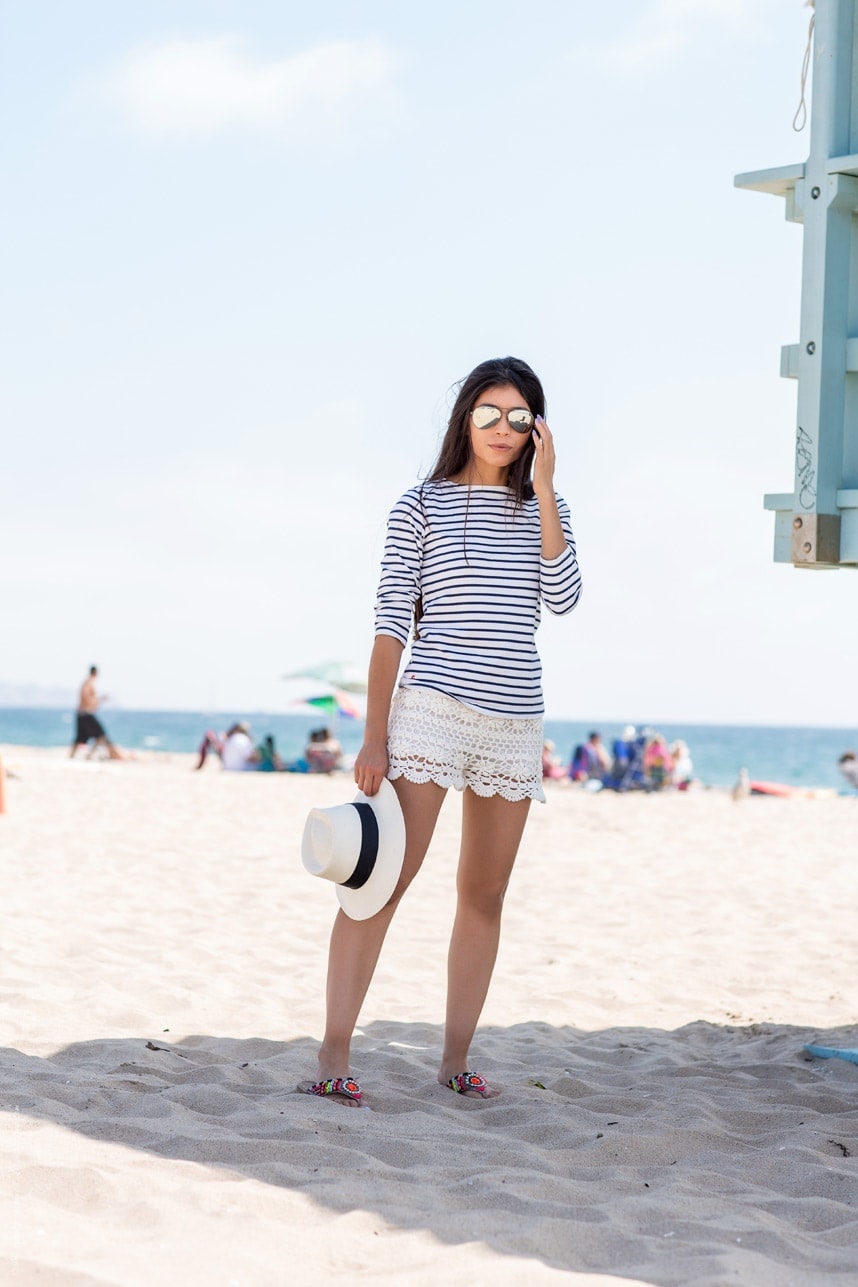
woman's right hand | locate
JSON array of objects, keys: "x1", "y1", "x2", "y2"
[
  {"x1": 354, "y1": 739, "x2": 389, "y2": 797},
  {"x1": 354, "y1": 634, "x2": 402, "y2": 796}
]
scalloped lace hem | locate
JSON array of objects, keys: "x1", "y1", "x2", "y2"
[{"x1": 388, "y1": 759, "x2": 545, "y2": 803}]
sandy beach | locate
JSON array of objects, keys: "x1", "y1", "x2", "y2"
[{"x1": 0, "y1": 747, "x2": 856, "y2": 1286}]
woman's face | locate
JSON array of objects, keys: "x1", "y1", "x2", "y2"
[{"x1": 467, "y1": 382, "x2": 533, "y2": 479}]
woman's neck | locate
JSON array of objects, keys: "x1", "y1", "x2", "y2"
[{"x1": 448, "y1": 462, "x2": 511, "y2": 488}]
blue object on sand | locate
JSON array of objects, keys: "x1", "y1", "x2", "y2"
[{"x1": 804, "y1": 1044, "x2": 858, "y2": 1065}]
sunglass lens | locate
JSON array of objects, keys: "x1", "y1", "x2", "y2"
[
  {"x1": 472, "y1": 405, "x2": 502, "y2": 430},
  {"x1": 508, "y1": 410, "x2": 534, "y2": 433}
]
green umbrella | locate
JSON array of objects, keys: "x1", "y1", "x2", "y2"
[
  {"x1": 299, "y1": 689, "x2": 363, "y2": 719},
  {"x1": 282, "y1": 660, "x2": 367, "y2": 694}
]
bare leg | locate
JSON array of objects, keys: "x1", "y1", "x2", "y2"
[
  {"x1": 315, "y1": 777, "x2": 447, "y2": 1102},
  {"x1": 195, "y1": 732, "x2": 217, "y2": 770},
  {"x1": 438, "y1": 790, "x2": 531, "y2": 1097}
]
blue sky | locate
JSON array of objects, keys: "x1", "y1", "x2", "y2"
[{"x1": 3, "y1": 0, "x2": 855, "y2": 724}]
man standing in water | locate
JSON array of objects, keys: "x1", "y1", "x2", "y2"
[{"x1": 70, "y1": 665, "x2": 123, "y2": 759}]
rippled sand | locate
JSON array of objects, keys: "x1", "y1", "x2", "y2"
[{"x1": 0, "y1": 748, "x2": 855, "y2": 1285}]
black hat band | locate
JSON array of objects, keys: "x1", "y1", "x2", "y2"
[{"x1": 341, "y1": 802, "x2": 379, "y2": 890}]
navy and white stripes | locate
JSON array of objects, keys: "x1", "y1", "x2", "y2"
[{"x1": 374, "y1": 481, "x2": 582, "y2": 718}]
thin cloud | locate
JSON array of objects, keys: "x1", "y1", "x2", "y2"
[
  {"x1": 601, "y1": 0, "x2": 755, "y2": 69},
  {"x1": 109, "y1": 35, "x2": 395, "y2": 135},
  {"x1": 650, "y1": 0, "x2": 746, "y2": 19}
]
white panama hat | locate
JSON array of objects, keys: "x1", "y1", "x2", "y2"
[{"x1": 301, "y1": 777, "x2": 406, "y2": 921}]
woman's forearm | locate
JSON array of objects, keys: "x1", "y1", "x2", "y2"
[
  {"x1": 363, "y1": 634, "x2": 405, "y2": 743},
  {"x1": 537, "y1": 491, "x2": 568, "y2": 560}
]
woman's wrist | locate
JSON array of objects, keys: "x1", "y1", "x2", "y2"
[{"x1": 362, "y1": 727, "x2": 388, "y2": 746}]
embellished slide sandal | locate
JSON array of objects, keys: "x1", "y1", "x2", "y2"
[
  {"x1": 446, "y1": 1071, "x2": 493, "y2": 1098},
  {"x1": 301, "y1": 1076, "x2": 364, "y2": 1106}
]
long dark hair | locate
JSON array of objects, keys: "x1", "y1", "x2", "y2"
[
  {"x1": 412, "y1": 357, "x2": 546, "y2": 639},
  {"x1": 427, "y1": 355, "x2": 546, "y2": 505}
]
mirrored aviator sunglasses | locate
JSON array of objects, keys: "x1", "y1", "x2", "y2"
[{"x1": 471, "y1": 404, "x2": 534, "y2": 434}]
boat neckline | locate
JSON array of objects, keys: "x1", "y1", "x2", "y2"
[{"x1": 436, "y1": 480, "x2": 516, "y2": 491}]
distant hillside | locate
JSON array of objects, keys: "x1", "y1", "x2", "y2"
[{"x1": 0, "y1": 682, "x2": 75, "y2": 708}]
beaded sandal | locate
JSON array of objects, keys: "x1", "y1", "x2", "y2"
[
  {"x1": 302, "y1": 1076, "x2": 363, "y2": 1106},
  {"x1": 446, "y1": 1071, "x2": 492, "y2": 1098}
]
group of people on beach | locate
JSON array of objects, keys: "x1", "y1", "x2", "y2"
[
  {"x1": 542, "y1": 726, "x2": 694, "y2": 792},
  {"x1": 68, "y1": 668, "x2": 347, "y2": 778},
  {"x1": 195, "y1": 723, "x2": 344, "y2": 774}
]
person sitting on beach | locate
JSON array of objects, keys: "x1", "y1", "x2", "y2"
[
  {"x1": 568, "y1": 743, "x2": 589, "y2": 781},
  {"x1": 838, "y1": 751, "x2": 858, "y2": 790},
  {"x1": 541, "y1": 739, "x2": 565, "y2": 780},
  {"x1": 256, "y1": 734, "x2": 285, "y2": 772},
  {"x1": 70, "y1": 666, "x2": 125, "y2": 760},
  {"x1": 305, "y1": 727, "x2": 343, "y2": 774},
  {"x1": 643, "y1": 733, "x2": 673, "y2": 790},
  {"x1": 609, "y1": 726, "x2": 636, "y2": 776},
  {"x1": 586, "y1": 731, "x2": 610, "y2": 777},
  {"x1": 221, "y1": 722, "x2": 260, "y2": 771},
  {"x1": 569, "y1": 731, "x2": 610, "y2": 782},
  {"x1": 195, "y1": 722, "x2": 261, "y2": 770},
  {"x1": 670, "y1": 739, "x2": 694, "y2": 790}
]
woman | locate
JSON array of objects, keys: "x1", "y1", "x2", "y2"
[
  {"x1": 305, "y1": 356, "x2": 582, "y2": 1106},
  {"x1": 304, "y1": 726, "x2": 344, "y2": 774}
]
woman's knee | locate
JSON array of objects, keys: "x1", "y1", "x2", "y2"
[
  {"x1": 382, "y1": 879, "x2": 409, "y2": 912},
  {"x1": 382, "y1": 850, "x2": 425, "y2": 910},
  {"x1": 457, "y1": 879, "x2": 509, "y2": 919}
]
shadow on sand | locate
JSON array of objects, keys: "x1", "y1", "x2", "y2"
[{"x1": 2, "y1": 1018, "x2": 857, "y2": 1285}]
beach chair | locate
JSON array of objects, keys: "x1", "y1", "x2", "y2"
[{"x1": 604, "y1": 733, "x2": 648, "y2": 792}]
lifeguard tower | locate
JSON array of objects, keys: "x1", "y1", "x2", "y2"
[{"x1": 735, "y1": 0, "x2": 858, "y2": 567}]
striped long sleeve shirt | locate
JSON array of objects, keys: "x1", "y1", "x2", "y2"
[{"x1": 374, "y1": 480, "x2": 582, "y2": 718}]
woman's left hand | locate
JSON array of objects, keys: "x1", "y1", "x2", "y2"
[{"x1": 531, "y1": 416, "x2": 556, "y2": 499}]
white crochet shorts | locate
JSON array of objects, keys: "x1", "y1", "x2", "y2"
[{"x1": 387, "y1": 686, "x2": 545, "y2": 803}]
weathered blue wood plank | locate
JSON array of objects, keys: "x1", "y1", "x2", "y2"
[
  {"x1": 736, "y1": 0, "x2": 858, "y2": 567},
  {"x1": 734, "y1": 163, "x2": 805, "y2": 197}
]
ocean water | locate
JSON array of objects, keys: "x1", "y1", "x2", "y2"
[{"x1": 2, "y1": 708, "x2": 856, "y2": 791}]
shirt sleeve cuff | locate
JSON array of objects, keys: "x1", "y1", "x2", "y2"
[
  {"x1": 540, "y1": 546, "x2": 574, "y2": 569},
  {"x1": 374, "y1": 624, "x2": 410, "y2": 647}
]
